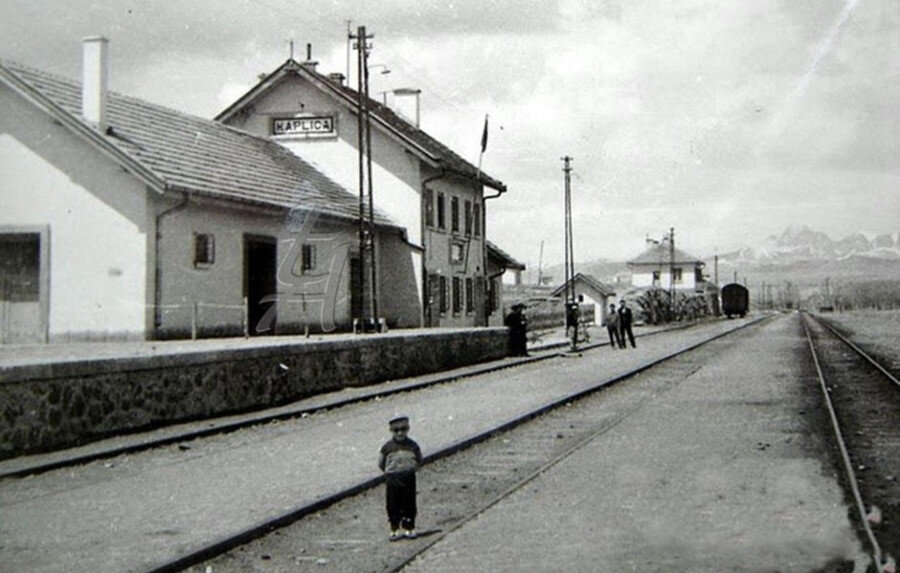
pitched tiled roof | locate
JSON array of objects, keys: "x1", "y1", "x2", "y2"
[
  {"x1": 0, "y1": 60, "x2": 398, "y2": 229},
  {"x1": 628, "y1": 243, "x2": 704, "y2": 266},
  {"x1": 551, "y1": 273, "x2": 616, "y2": 298},
  {"x1": 216, "y1": 60, "x2": 506, "y2": 193},
  {"x1": 486, "y1": 240, "x2": 525, "y2": 270}
]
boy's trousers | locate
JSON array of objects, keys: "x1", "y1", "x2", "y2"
[{"x1": 386, "y1": 471, "x2": 417, "y2": 529}]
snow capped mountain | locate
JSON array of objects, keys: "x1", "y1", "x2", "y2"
[{"x1": 719, "y1": 226, "x2": 900, "y2": 264}]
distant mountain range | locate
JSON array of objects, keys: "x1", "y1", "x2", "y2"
[
  {"x1": 523, "y1": 225, "x2": 900, "y2": 292},
  {"x1": 718, "y1": 225, "x2": 900, "y2": 265}
]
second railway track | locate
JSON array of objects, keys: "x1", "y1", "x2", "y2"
[{"x1": 803, "y1": 313, "x2": 899, "y2": 573}]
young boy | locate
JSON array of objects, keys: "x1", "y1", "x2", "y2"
[{"x1": 378, "y1": 415, "x2": 423, "y2": 541}]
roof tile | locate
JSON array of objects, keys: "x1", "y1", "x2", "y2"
[{"x1": 1, "y1": 60, "x2": 397, "y2": 228}]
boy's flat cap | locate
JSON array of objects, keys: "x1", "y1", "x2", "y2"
[{"x1": 388, "y1": 416, "x2": 410, "y2": 427}]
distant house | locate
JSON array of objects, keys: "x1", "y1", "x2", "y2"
[
  {"x1": 551, "y1": 273, "x2": 616, "y2": 325},
  {"x1": 215, "y1": 55, "x2": 508, "y2": 328},
  {"x1": 486, "y1": 241, "x2": 526, "y2": 326},
  {"x1": 0, "y1": 38, "x2": 419, "y2": 343},
  {"x1": 628, "y1": 240, "x2": 706, "y2": 293}
]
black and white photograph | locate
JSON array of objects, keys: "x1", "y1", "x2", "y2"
[{"x1": 0, "y1": 1, "x2": 898, "y2": 571}]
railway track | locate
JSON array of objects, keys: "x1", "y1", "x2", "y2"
[
  {"x1": 172, "y1": 317, "x2": 768, "y2": 573},
  {"x1": 802, "y1": 313, "x2": 898, "y2": 573}
]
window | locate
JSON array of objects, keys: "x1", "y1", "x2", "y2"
[
  {"x1": 452, "y1": 277, "x2": 462, "y2": 314},
  {"x1": 0, "y1": 233, "x2": 40, "y2": 302},
  {"x1": 439, "y1": 276, "x2": 448, "y2": 314},
  {"x1": 450, "y1": 240, "x2": 465, "y2": 264},
  {"x1": 464, "y1": 200, "x2": 472, "y2": 236},
  {"x1": 424, "y1": 188, "x2": 434, "y2": 228},
  {"x1": 488, "y1": 278, "x2": 500, "y2": 314},
  {"x1": 194, "y1": 233, "x2": 215, "y2": 266},
  {"x1": 451, "y1": 196, "x2": 459, "y2": 233},
  {"x1": 651, "y1": 270, "x2": 660, "y2": 285},
  {"x1": 465, "y1": 277, "x2": 474, "y2": 313},
  {"x1": 673, "y1": 268, "x2": 683, "y2": 283},
  {"x1": 301, "y1": 243, "x2": 317, "y2": 272},
  {"x1": 473, "y1": 203, "x2": 481, "y2": 237},
  {"x1": 437, "y1": 193, "x2": 446, "y2": 229}
]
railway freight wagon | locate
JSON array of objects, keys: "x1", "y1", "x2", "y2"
[{"x1": 721, "y1": 283, "x2": 749, "y2": 318}]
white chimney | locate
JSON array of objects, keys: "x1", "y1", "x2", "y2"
[{"x1": 82, "y1": 36, "x2": 109, "y2": 132}]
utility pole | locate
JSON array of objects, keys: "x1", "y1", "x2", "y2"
[
  {"x1": 537, "y1": 240, "x2": 544, "y2": 286},
  {"x1": 668, "y1": 227, "x2": 675, "y2": 311},
  {"x1": 351, "y1": 25, "x2": 376, "y2": 331},
  {"x1": 363, "y1": 29, "x2": 379, "y2": 328},
  {"x1": 562, "y1": 156, "x2": 577, "y2": 350},
  {"x1": 714, "y1": 254, "x2": 719, "y2": 287},
  {"x1": 345, "y1": 20, "x2": 353, "y2": 87}
]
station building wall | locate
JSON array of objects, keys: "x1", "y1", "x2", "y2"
[
  {"x1": 221, "y1": 72, "x2": 490, "y2": 328},
  {"x1": 0, "y1": 88, "x2": 153, "y2": 342},
  {"x1": 155, "y1": 199, "x2": 421, "y2": 337},
  {"x1": 631, "y1": 265, "x2": 700, "y2": 291}
]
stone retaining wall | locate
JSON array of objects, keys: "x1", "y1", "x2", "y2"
[{"x1": 0, "y1": 328, "x2": 509, "y2": 459}]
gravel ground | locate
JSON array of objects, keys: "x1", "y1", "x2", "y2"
[
  {"x1": 813, "y1": 309, "x2": 900, "y2": 376},
  {"x1": 192, "y1": 314, "x2": 868, "y2": 573},
  {"x1": 404, "y1": 314, "x2": 867, "y2": 572}
]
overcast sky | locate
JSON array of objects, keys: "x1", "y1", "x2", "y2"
[{"x1": 2, "y1": 0, "x2": 897, "y2": 266}]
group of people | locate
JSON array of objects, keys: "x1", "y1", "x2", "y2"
[{"x1": 603, "y1": 300, "x2": 636, "y2": 349}]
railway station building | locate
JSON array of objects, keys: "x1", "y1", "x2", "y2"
[
  {"x1": 0, "y1": 39, "x2": 420, "y2": 343},
  {"x1": 627, "y1": 239, "x2": 707, "y2": 293},
  {"x1": 215, "y1": 54, "x2": 508, "y2": 328}
]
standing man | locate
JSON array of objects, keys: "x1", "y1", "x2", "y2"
[
  {"x1": 618, "y1": 300, "x2": 636, "y2": 349},
  {"x1": 504, "y1": 303, "x2": 529, "y2": 357},
  {"x1": 602, "y1": 303, "x2": 621, "y2": 349}
]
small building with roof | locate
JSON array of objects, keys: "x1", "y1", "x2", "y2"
[
  {"x1": 551, "y1": 273, "x2": 617, "y2": 326},
  {"x1": 485, "y1": 240, "x2": 526, "y2": 326},
  {"x1": 215, "y1": 54, "x2": 507, "y2": 328},
  {"x1": 627, "y1": 239, "x2": 706, "y2": 293},
  {"x1": 0, "y1": 38, "x2": 419, "y2": 342}
]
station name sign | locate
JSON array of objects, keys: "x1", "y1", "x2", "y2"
[{"x1": 272, "y1": 115, "x2": 336, "y2": 137}]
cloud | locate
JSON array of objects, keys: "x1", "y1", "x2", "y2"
[{"x1": 2, "y1": 0, "x2": 897, "y2": 266}]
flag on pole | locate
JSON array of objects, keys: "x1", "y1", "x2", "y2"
[{"x1": 480, "y1": 114, "x2": 489, "y2": 153}]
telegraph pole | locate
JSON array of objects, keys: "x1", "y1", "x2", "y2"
[
  {"x1": 668, "y1": 227, "x2": 675, "y2": 305},
  {"x1": 537, "y1": 240, "x2": 544, "y2": 286},
  {"x1": 351, "y1": 25, "x2": 376, "y2": 331},
  {"x1": 562, "y1": 156, "x2": 577, "y2": 350},
  {"x1": 362, "y1": 29, "x2": 379, "y2": 328}
]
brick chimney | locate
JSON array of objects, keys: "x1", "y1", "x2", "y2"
[{"x1": 82, "y1": 36, "x2": 109, "y2": 133}]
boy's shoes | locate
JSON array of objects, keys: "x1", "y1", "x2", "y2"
[
  {"x1": 389, "y1": 530, "x2": 402, "y2": 541},
  {"x1": 403, "y1": 529, "x2": 417, "y2": 539}
]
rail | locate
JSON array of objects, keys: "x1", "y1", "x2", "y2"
[{"x1": 801, "y1": 313, "x2": 892, "y2": 572}]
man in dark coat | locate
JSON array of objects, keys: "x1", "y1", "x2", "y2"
[
  {"x1": 504, "y1": 303, "x2": 529, "y2": 357},
  {"x1": 618, "y1": 300, "x2": 636, "y2": 348}
]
